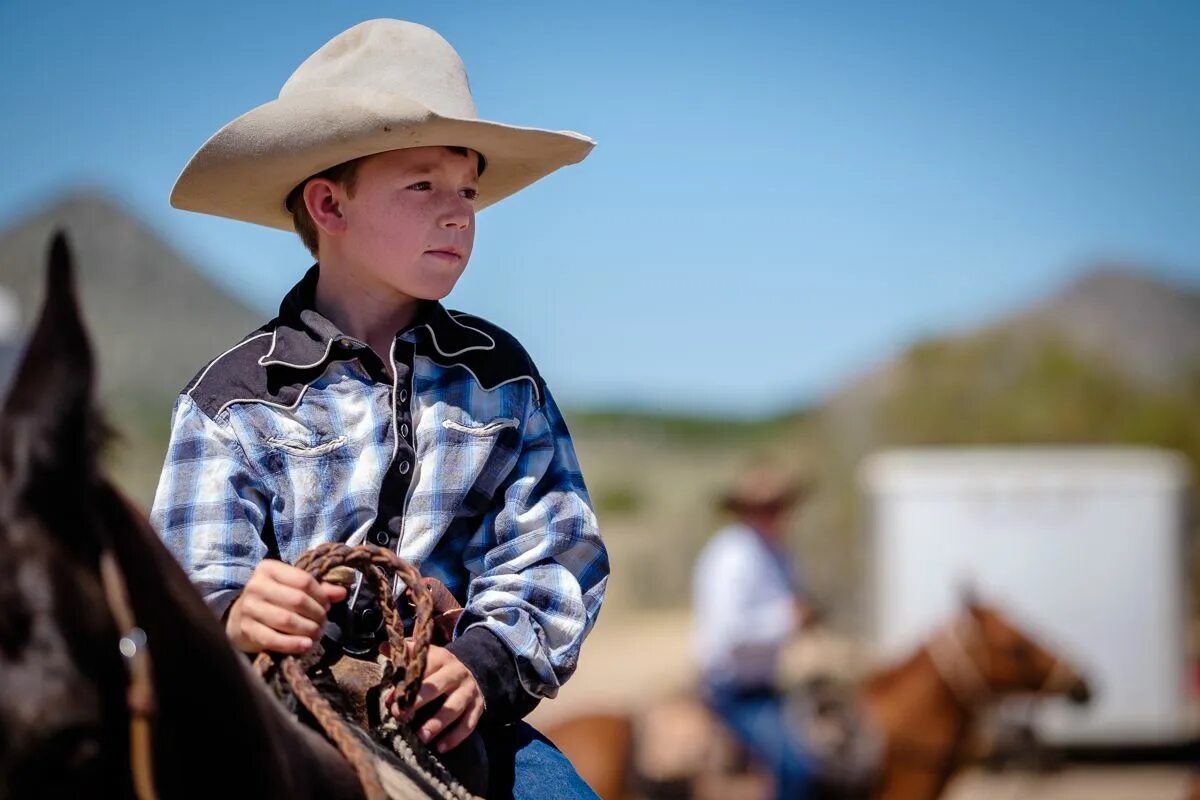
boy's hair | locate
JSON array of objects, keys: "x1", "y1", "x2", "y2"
[{"x1": 286, "y1": 147, "x2": 487, "y2": 258}]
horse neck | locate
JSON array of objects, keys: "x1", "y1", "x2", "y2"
[
  {"x1": 864, "y1": 647, "x2": 975, "y2": 800},
  {"x1": 105, "y1": 499, "x2": 361, "y2": 799}
]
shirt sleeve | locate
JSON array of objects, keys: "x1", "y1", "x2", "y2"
[
  {"x1": 446, "y1": 383, "x2": 609, "y2": 722},
  {"x1": 149, "y1": 393, "x2": 271, "y2": 620}
]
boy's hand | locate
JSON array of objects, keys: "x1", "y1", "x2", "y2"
[
  {"x1": 226, "y1": 560, "x2": 348, "y2": 654},
  {"x1": 386, "y1": 644, "x2": 484, "y2": 753}
]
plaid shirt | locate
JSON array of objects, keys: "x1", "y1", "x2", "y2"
[{"x1": 150, "y1": 266, "x2": 608, "y2": 717}]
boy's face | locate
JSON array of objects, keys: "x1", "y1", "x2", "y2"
[{"x1": 330, "y1": 146, "x2": 479, "y2": 301}]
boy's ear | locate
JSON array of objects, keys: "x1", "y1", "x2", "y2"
[{"x1": 0, "y1": 231, "x2": 105, "y2": 504}]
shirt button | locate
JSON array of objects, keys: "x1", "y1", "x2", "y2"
[
  {"x1": 398, "y1": 460, "x2": 411, "y2": 475},
  {"x1": 400, "y1": 424, "x2": 410, "y2": 438},
  {"x1": 373, "y1": 530, "x2": 390, "y2": 546},
  {"x1": 399, "y1": 389, "x2": 409, "y2": 403}
]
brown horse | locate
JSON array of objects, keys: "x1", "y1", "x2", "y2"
[
  {"x1": 0, "y1": 234, "x2": 365, "y2": 799},
  {"x1": 863, "y1": 600, "x2": 1090, "y2": 799},
  {"x1": 548, "y1": 601, "x2": 1090, "y2": 800}
]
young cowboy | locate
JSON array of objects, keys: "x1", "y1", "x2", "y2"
[
  {"x1": 691, "y1": 464, "x2": 819, "y2": 799},
  {"x1": 151, "y1": 19, "x2": 608, "y2": 798}
]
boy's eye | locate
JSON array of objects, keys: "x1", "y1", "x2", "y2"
[
  {"x1": 408, "y1": 181, "x2": 432, "y2": 191},
  {"x1": 460, "y1": 187, "x2": 479, "y2": 201}
]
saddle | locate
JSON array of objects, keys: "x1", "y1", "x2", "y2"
[{"x1": 256, "y1": 544, "x2": 487, "y2": 800}]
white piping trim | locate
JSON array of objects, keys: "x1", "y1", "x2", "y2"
[
  {"x1": 416, "y1": 354, "x2": 542, "y2": 405},
  {"x1": 186, "y1": 332, "x2": 274, "y2": 400},
  {"x1": 389, "y1": 336, "x2": 420, "y2": 598},
  {"x1": 257, "y1": 325, "x2": 339, "y2": 369},
  {"x1": 388, "y1": 339, "x2": 403, "y2": 468},
  {"x1": 421, "y1": 311, "x2": 495, "y2": 357},
  {"x1": 442, "y1": 417, "x2": 520, "y2": 436},
  {"x1": 215, "y1": 382, "x2": 316, "y2": 419}
]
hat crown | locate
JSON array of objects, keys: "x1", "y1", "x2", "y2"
[{"x1": 279, "y1": 19, "x2": 478, "y2": 120}]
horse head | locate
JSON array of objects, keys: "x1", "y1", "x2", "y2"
[
  {"x1": 0, "y1": 232, "x2": 368, "y2": 800},
  {"x1": 929, "y1": 595, "x2": 1092, "y2": 707},
  {"x1": 0, "y1": 232, "x2": 136, "y2": 798}
]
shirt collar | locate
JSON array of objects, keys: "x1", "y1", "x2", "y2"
[{"x1": 260, "y1": 264, "x2": 493, "y2": 370}]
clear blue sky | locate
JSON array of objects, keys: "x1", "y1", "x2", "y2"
[{"x1": 2, "y1": 1, "x2": 1197, "y2": 415}]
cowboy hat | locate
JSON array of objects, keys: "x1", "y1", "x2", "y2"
[
  {"x1": 170, "y1": 19, "x2": 595, "y2": 230},
  {"x1": 718, "y1": 462, "x2": 812, "y2": 514}
]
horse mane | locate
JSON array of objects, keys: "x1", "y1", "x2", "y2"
[
  {"x1": 863, "y1": 646, "x2": 927, "y2": 696},
  {"x1": 91, "y1": 480, "x2": 364, "y2": 798}
]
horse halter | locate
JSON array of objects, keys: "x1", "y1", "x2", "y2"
[
  {"x1": 98, "y1": 548, "x2": 159, "y2": 800},
  {"x1": 924, "y1": 613, "x2": 1071, "y2": 710}
]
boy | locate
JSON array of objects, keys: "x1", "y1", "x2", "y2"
[{"x1": 151, "y1": 19, "x2": 608, "y2": 798}]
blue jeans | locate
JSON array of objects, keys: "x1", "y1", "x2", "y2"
[
  {"x1": 482, "y1": 720, "x2": 598, "y2": 799},
  {"x1": 706, "y1": 685, "x2": 816, "y2": 800}
]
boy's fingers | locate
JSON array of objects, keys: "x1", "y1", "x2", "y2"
[
  {"x1": 245, "y1": 598, "x2": 323, "y2": 639},
  {"x1": 244, "y1": 619, "x2": 312, "y2": 655},
  {"x1": 258, "y1": 583, "x2": 329, "y2": 624},
  {"x1": 410, "y1": 667, "x2": 454, "y2": 712},
  {"x1": 417, "y1": 686, "x2": 471, "y2": 744},
  {"x1": 262, "y1": 561, "x2": 328, "y2": 602},
  {"x1": 319, "y1": 582, "x2": 348, "y2": 604},
  {"x1": 435, "y1": 698, "x2": 484, "y2": 753}
]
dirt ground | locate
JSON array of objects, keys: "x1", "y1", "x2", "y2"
[
  {"x1": 533, "y1": 613, "x2": 1198, "y2": 800},
  {"x1": 528, "y1": 609, "x2": 698, "y2": 730},
  {"x1": 944, "y1": 766, "x2": 1194, "y2": 800}
]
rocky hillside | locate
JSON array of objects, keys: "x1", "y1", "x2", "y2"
[{"x1": 0, "y1": 191, "x2": 265, "y2": 503}]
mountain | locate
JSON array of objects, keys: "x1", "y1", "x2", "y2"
[
  {"x1": 0, "y1": 191, "x2": 266, "y2": 503},
  {"x1": 820, "y1": 266, "x2": 1200, "y2": 456},
  {"x1": 1007, "y1": 268, "x2": 1200, "y2": 389}
]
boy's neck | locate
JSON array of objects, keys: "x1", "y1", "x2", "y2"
[{"x1": 313, "y1": 259, "x2": 424, "y2": 366}]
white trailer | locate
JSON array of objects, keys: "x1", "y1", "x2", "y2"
[{"x1": 859, "y1": 447, "x2": 1195, "y2": 746}]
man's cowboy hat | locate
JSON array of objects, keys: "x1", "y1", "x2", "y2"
[
  {"x1": 170, "y1": 19, "x2": 595, "y2": 231},
  {"x1": 719, "y1": 463, "x2": 811, "y2": 514}
]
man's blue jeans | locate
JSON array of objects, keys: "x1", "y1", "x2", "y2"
[
  {"x1": 483, "y1": 720, "x2": 598, "y2": 799},
  {"x1": 706, "y1": 684, "x2": 816, "y2": 800}
]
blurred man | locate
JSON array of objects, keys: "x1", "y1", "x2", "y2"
[{"x1": 691, "y1": 463, "x2": 817, "y2": 799}]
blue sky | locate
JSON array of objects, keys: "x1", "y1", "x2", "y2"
[{"x1": 2, "y1": 1, "x2": 1197, "y2": 415}]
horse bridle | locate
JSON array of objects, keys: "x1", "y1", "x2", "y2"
[
  {"x1": 98, "y1": 548, "x2": 158, "y2": 800},
  {"x1": 924, "y1": 613, "x2": 1075, "y2": 709}
]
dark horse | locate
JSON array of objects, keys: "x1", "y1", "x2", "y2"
[{"x1": 0, "y1": 234, "x2": 365, "y2": 799}]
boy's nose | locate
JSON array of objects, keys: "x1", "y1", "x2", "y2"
[
  {"x1": 439, "y1": 198, "x2": 473, "y2": 230},
  {"x1": 440, "y1": 212, "x2": 470, "y2": 230}
]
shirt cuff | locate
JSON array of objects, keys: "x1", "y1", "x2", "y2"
[
  {"x1": 209, "y1": 588, "x2": 242, "y2": 625},
  {"x1": 446, "y1": 626, "x2": 540, "y2": 723}
]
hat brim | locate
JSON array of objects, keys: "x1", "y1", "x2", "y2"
[
  {"x1": 170, "y1": 87, "x2": 595, "y2": 231},
  {"x1": 718, "y1": 482, "x2": 811, "y2": 514}
]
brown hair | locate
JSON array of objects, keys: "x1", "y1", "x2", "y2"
[{"x1": 285, "y1": 147, "x2": 487, "y2": 259}]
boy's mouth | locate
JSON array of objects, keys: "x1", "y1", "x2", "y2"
[{"x1": 424, "y1": 247, "x2": 463, "y2": 261}]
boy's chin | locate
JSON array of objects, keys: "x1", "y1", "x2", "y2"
[{"x1": 401, "y1": 282, "x2": 459, "y2": 302}]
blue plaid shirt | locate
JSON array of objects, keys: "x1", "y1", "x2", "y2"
[{"x1": 150, "y1": 266, "x2": 608, "y2": 716}]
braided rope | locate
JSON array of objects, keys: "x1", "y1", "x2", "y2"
[{"x1": 254, "y1": 543, "x2": 437, "y2": 800}]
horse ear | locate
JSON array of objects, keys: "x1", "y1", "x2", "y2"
[
  {"x1": 0, "y1": 231, "x2": 104, "y2": 501},
  {"x1": 959, "y1": 580, "x2": 983, "y2": 614}
]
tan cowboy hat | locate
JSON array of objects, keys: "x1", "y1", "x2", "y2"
[
  {"x1": 170, "y1": 19, "x2": 595, "y2": 230},
  {"x1": 719, "y1": 462, "x2": 811, "y2": 514}
]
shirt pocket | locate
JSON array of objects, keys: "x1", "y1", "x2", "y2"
[
  {"x1": 429, "y1": 411, "x2": 524, "y2": 515},
  {"x1": 265, "y1": 433, "x2": 349, "y2": 458},
  {"x1": 254, "y1": 412, "x2": 351, "y2": 460},
  {"x1": 441, "y1": 416, "x2": 520, "y2": 437}
]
